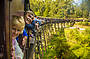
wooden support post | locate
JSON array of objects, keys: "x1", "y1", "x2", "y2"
[
  {"x1": 45, "y1": 24, "x2": 47, "y2": 51},
  {"x1": 61, "y1": 23, "x2": 63, "y2": 28},
  {"x1": 37, "y1": 34, "x2": 40, "y2": 59},
  {"x1": 42, "y1": 26, "x2": 46, "y2": 53},
  {"x1": 43, "y1": 25, "x2": 47, "y2": 53},
  {"x1": 54, "y1": 23, "x2": 56, "y2": 34},
  {"x1": 47, "y1": 23, "x2": 49, "y2": 36},
  {"x1": 40, "y1": 30, "x2": 44, "y2": 58},
  {"x1": 26, "y1": 29, "x2": 30, "y2": 59},
  {"x1": 58, "y1": 20, "x2": 60, "y2": 31},
  {"x1": 59, "y1": 23, "x2": 61, "y2": 29},
  {"x1": 34, "y1": 34, "x2": 37, "y2": 59},
  {"x1": 64, "y1": 22, "x2": 65, "y2": 28},
  {"x1": 67, "y1": 21, "x2": 69, "y2": 27},
  {"x1": 49, "y1": 23, "x2": 51, "y2": 36},
  {"x1": 51, "y1": 22, "x2": 53, "y2": 35}
]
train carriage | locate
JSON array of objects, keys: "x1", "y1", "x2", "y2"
[{"x1": 0, "y1": 0, "x2": 30, "y2": 59}]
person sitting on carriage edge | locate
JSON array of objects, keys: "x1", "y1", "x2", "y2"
[
  {"x1": 25, "y1": 11, "x2": 36, "y2": 35},
  {"x1": 12, "y1": 15, "x2": 25, "y2": 59},
  {"x1": 25, "y1": 11, "x2": 41, "y2": 33}
]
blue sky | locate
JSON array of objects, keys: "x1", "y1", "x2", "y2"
[
  {"x1": 73, "y1": 0, "x2": 82, "y2": 5},
  {"x1": 74, "y1": 0, "x2": 82, "y2": 3}
]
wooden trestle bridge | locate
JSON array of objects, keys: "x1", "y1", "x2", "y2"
[
  {"x1": 0, "y1": 0, "x2": 90, "y2": 59},
  {"x1": 25, "y1": 18, "x2": 90, "y2": 59}
]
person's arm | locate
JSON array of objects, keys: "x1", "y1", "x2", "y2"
[
  {"x1": 36, "y1": 20, "x2": 41, "y2": 25},
  {"x1": 34, "y1": 18, "x2": 41, "y2": 25},
  {"x1": 35, "y1": 23, "x2": 39, "y2": 30},
  {"x1": 22, "y1": 36, "x2": 27, "y2": 46}
]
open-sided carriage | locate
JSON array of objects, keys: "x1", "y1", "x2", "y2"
[{"x1": 0, "y1": 0, "x2": 30, "y2": 59}]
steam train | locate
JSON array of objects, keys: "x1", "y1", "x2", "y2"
[{"x1": 0, "y1": 0, "x2": 30, "y2": 59}]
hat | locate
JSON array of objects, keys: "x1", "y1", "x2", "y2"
[{"x1": 26, "y1": 11, "x2": 35, "y2": 16}]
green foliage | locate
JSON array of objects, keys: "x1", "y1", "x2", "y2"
[
  {"x1": 43, "y1": 26, "x2": 90, "y2": 59},
  {"x1": 30, "y1": 0, "x2": 75, "y2": 18},
  {"x1": 35, "y1": 10, "x2": 41, "y2": 16},
  {"x1": 43, "y1": 29, "x2": 78, "y2": 59},
  {"x1": 65, "y1": 27, "x2": 90, "y2": 59},
  {"x1": 43, "y1": 8, "x2": 49, "y2": 17},
  {"x1": 30, "y1": 0, "x2": 90, "y2": 19}
]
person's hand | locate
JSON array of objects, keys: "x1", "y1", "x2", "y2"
[
  {"x1": 41, "y1": 20, "x2": 45, "y2": 24},
  {"x1": 35, "y1": 23, "x2": 39, "y2": 30},
  {"x1": 22, "y1": 36, "x2": 27, "y2": 46},
  {"x1": 11, "y1": 47, "x2": 16, "y2": 59}
]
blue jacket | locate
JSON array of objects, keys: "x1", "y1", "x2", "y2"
[{"x1": 16, "y1": 28, "x2": 28, "y2": 40}]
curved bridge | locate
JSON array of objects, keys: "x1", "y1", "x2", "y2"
[{"x1": 25, "y1": 18, "x2": 90, "y2": 59}]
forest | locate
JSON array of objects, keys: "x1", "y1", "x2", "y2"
[{"x1": 30, "y1": 0, "x2": 90, "y2": 19}]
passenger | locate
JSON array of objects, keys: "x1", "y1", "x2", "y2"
[
  {"x1": 25, "y1": 11, "x2": 41, "y2": 27},
  {"x1": 15, "y1": 10, "x2": 28, "y2": 49},
  {"x1": 25, "y1": 11, "x2": 36, "y2": 34},
  {"x1": 25, "y1": 11, "x2": 43, "y2": 35},
  {"x1": 12, "y1": 15, "x2": 25, "y2": 59}
]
